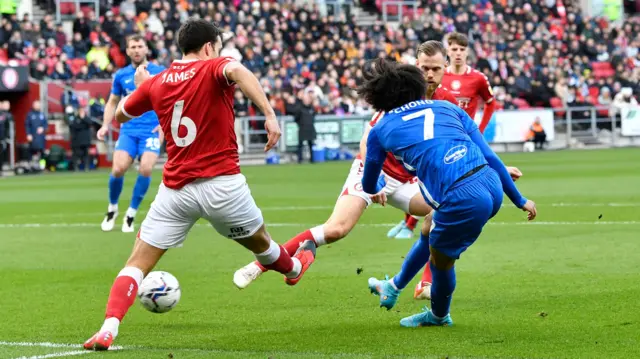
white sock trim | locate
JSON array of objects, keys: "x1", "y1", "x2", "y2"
[
  {"x1": 285, "y1": 257, "x2": 302, "y2": 278},
  {"x1": 255, "y1": 240, "x2": 280, "y2": 266},
  {"x1": 100, "y1": 317, "x2": 120, "y2": 338},
  {"x1": 108, "y1": 204, "x2": 118, "y2": 213},
  {"x1": 117, "y1": 266, "x2": 144, "y2": 287},
  {"x1": 125, "y1": 207, "x2": 137, "y2": 218},
  {"x1": 310, "y1": 225, "x2": 326, "y2": 247}
]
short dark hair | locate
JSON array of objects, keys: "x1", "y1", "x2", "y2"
[
  {"x1": 447, "y1": 32, "x2": 469, "y2": 47},
  {"x1": 126, "y1": 34, "x2": 146, "y2": 47},
  {"x1": 177, "y1": 19, "x2": 224, "y2": 55},
  {"x1": 417, "y1": 40, "x2": 446, "y2": 57},
  {"x1": 356, "y1": 59, "x2": 426, "y2": 112}
]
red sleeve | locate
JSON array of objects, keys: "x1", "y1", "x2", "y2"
[
  {"x1": 122, "y1": 79, "x2": 153, "y2": 118},
  {"x1": 210, "y1": 57, "x2": 237, "y2": 88},
  {"x1": 479, "y1": 99, "x2": 497, "y2": 133},
  {"x1": 477, "y1": 73, "x2": 494, "y2": 103},
  {"x1": 444, "y1": 90, "x2": 458, "y2": 106}
]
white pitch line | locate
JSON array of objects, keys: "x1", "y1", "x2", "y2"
[
  {"x1": 0, "y1": 221, "x2": 639, "y2": 230},
  {"x1": 9, "y1": 202, "x2": 640, "y2": 219},
  {"x1": 0, "y1": 342, "x2": 81, "y2": 348},
  {"x1": 11, "y1": 350, "x2": 92, "y2": 359}
]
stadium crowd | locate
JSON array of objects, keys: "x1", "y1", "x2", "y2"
[{"x1": 0, "y1": 0, "x2": 638, "y2": 115}]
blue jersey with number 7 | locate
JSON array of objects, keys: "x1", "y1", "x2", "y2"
[{"x1": 362, "y1": 99, "x2": 527, "y2": 210}]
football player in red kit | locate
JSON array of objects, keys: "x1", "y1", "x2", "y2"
[{"x1": 83, "y1": 20, "x2": 316, "y2": 351}]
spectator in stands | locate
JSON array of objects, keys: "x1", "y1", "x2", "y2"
[
  {"x1": 288, "y1": 92, "x2": 317, "y2": 164},
  {"x1": 72, "y1": 32, "x2": 89, "y2": 58},
  {"x1": 0, "y1": 100, "x2": 13, "y2": 175},
  {"x1": 65, "y1": 105, "x2": 92, "y2": 172},
  {"x1": 612, "y1": 87, "x2": 639, "y2": 117},
  {"x1": 25, "y1": 100, "x2": 47, "y2": 170}
]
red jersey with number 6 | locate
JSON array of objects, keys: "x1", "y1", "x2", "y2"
[{"x1": 122, "y1": 57, "x2": 240, "y2": 189}]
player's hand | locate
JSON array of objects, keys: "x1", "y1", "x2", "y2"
[
  {"x1": 507, "y1": 166, "x2": 522, "y2": 181},
  {"x1": 264, "y1": 116, "x2": 281, "y2": 152},
  {"x1": 97, "y1": 126, "x2": 109, "y2": 141},
  {"x1": 370, "y1": 191, "x2": 387, "y2": 207},
  {"x1": 522, "y1": 199, "x2": 537, "y2": 221},
  {"x1": 134, "y1": 65, "x2": 150, "y2": 88},
  {"x1": 152, "y1": 125, "x2": 164, "y2": 144}
]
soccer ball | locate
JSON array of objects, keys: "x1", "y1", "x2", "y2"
[{"x1": 137, "y1": 271, "x2": 181, "y2": 313}]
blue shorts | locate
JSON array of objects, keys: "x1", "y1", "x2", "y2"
[
  {"x1": 115, "y1": 132, "x2": 161, "y2": 160},
  {"x1": 427, "y1": 166, "x2": 503, "y2": 259}
]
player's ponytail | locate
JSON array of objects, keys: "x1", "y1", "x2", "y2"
[{"x1": 357, "y1": 58, "x2": 427, "y2": 112}]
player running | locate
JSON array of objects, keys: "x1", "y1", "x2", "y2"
[
  {"x1": 84, "y1": 20, "x2": 316, "y2": 351},
  {"x1": 231, "y1": 41, "x2": 462, "y2": 290},
  {"x1": 359, "y1": 58, "x2": 536, "y2": 327},
  {"x1": 98, "y1": 35, "x2": 165, "y2": 233},
  {"x1": 388, "y1": 32, "x2": 497, "y2": 240}
]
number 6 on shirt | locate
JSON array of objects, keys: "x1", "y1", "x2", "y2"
[
  {"x1": 171, "y1": 100, "x2": 197, "y2": 147},
  {"x1": 402, "y1": 108, "x2": 435, "y2": 141}
]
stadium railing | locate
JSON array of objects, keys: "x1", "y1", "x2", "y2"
[{"x1": 236, "y1": 106, "x2": 640, "y2": 156}]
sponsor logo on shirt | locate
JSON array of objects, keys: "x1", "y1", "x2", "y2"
[{"x1": 444, "y1": 145, "x2": 467, "y2": 164}]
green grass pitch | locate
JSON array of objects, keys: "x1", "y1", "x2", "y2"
[{"x1": 1, "y1": 148, "x2": 639, "y2": 359}]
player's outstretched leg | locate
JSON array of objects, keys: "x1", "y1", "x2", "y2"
[
  {"x1": 233, "y1": 195, "x2": 367, "y2": 289},
  {"x1": 102, "y1": 151, "x2": 133, "y2": 232},
  {"x1": 233, "y1": 225, "x2": 316, "y2": 287},
  {"x1": 84, "y1": 238, "x2": 166, "y2": 350},
  {"x1": 400, "y1": 248, "x2": 455, "y2": 327},
  {"x1": 122, "y1": 152, "x2": 157, "y2": 233},
  {"x1": 395, "y1": 214, "x2": 419, "y2": 239}
]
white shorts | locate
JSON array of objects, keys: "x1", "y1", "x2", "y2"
[
  {"x1": 339, "y1": 159, "x2": 419, "y2": 213},
  {"x1": 138, "y1": 174, "x2": 264, "y2": 249}
]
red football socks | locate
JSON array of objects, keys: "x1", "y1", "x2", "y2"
[
  {"x1": 405, "y1": 214, "x2": 418, "y2": 231},
  {"x1": 105, "y1": 270, "x2": 142, "y2": 321}
]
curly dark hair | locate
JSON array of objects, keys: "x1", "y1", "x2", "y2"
[{"x1": 356, "y1": 58, "x2": 427, "y2": 112}]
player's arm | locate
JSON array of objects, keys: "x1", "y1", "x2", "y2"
[
  {"x1": 98, "y1": 71, "x2": 123, "y2": 140},
  {"x1": 460, "y1": 108, "x2": 527, "y2": 208},
  {"x1": 361, "y1": 128, "x2": 387, "y2": 195},
  {"x1": 115, "y1": 79, "x2": 153, "y2": 124},
  {"x1": 477, "y1": 75, "x2": 496, "y2": 133},
  {"x1": 223, "y1": 61, "x2": 280, "y2": 151}
]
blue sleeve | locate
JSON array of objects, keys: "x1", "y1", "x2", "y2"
[
  {"x1": 111, "y1": 71, "x2": 122, "y2": 97},
  {"x1": 468, "y1": 127, "x2": 527, "y2": 208},
  {"x1": 362, "y1": 128, "x2": 387, "y2": 195}
]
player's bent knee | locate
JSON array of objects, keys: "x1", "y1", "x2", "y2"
[
  {"x1": 323, "y1": 220, "x2": 353, "y2": 241},
  {"x1": 408, "y1": 193, "x2": 433, "y2": 217},
  {"x1": 112, "y1": 164, "x2": 128, "y2": 177},
  {"x1": 235, "y1": 225, "x2": 271, "y2": 253},
  {"x1": 139, "y1": 165, "x2": 153, "y2": 177},
  {"x1": 125, "y1": 238, "x2": 167, "y2": 276},
  {"x1": 429, "y1": 246, "x2": 455, "y2": 270}
]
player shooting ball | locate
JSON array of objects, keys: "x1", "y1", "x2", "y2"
[
  {"x1": 358, "y1": 58, "x2": 536, "y2": 327},
  {"x1": 389, "y1": 33, "x2": 499, "y2": 239}
]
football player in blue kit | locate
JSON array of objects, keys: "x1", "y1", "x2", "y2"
[
  {"x1": 358, "y1": 59, "x2": 537, "y2": 327},
  {"x1": 97, "y1": 35, "x2": 165, "y2": 233}
]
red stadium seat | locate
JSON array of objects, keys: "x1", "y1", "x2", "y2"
[
  {"x1": 0, "y1": 48, "x2": 8, "y2": 63},
  {"x1": 512, "y1": 98, "x2": 530, "y2": 109},
  {"x1": 550, "y1": 97, "x2": 565, "y2": 117},
  {"x1": 59, "y1": 3, "x2": 75, "y2": 14}
]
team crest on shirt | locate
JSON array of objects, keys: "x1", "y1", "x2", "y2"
[
  {"x1": 451, "y1": 80, "x2": 461, "y2": 91},
  {"x1": 354, "y1": 183, "x2": 363, "y2": 192}
]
